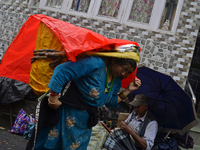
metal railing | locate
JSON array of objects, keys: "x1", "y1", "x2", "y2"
[{"x1": 186, "y1": 80, "x2": 196, "y2": 104}]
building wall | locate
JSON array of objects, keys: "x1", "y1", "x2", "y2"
[{"x1": 0, "y1": 0, "x2": 199, "y2": 91}]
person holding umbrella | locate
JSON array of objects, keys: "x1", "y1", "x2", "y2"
[{"x1": 103, "y1": 94, "x2": 158, "y2": 150}]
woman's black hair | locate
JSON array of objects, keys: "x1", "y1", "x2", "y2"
[
  {"x1": 114, "y1": 58, "x2": 137, "y2": 71},
  {"x1": 102, "y1": 57, "x2": 137, "y2": 71}
]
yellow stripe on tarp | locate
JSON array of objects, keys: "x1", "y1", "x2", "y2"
[
  {"x1": 85, "y1": 51, "x2": 140, "y2": 62},
  {"x1": 29, "y1": 22, "x2": 66, "y2": 96}
]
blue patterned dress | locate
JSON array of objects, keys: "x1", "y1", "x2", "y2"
[{"x1": 35, "y1": 56, "x2": 121, "y2": 150}]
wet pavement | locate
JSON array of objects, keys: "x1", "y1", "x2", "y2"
[{"x1": 0, "y1": 128, "x2": 28, "y2": 150}]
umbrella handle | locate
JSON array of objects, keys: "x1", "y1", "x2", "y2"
[
  {"x1": 101, "y1": 122, "x2": 111, "y2": 133},
  {"x1": 164, "y1": 130, "x2": 171, "y2": 140}
]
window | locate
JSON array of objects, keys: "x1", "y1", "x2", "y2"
[
  {"x1": 159, "y1": 0, "x2": 183, "y2": 33},
  {"x1": 45, "y1": 0, "x2": 63, "y2": 9},
  {"x1": 12, "y1": 0, "x2": 25, "y2": 4},
  {"x1": 123, "y1": 0, "x2": 165, "y2": 30},
  {"x1": 124, "y1": 0, "x2": 183, "y2": 32},
  {"x1": 28, "y1": 0, "x2": 183, "y2": 33},
  {"x1": 98, "y1": 0, "x2": 122, "y2": 17},
  {"x1": 70, "y1": 0, "x2": 91, "y2": 13},
  {"x1": 2, "y1": 0, "x2": 12, "y2": 3},
  {"x1": 93, "y1": 0, "x2": 127, "y2": 22},
  {"x1": 29, "y1": 0, "x2": 40, "y2": 7},
  {"x1": 65, "y1": 0, "x2": 95, "y2": 17},
  {"x1": 128, "y1": 0, "x2": 155, "y2": 24},
  {"x1": 38, "y1": 0, "x2": 68, "y2": 13},
  {"x1": 160, "y1": 0, "x2": 178, "y2": 31}
]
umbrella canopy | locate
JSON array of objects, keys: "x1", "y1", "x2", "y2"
[{"x1": 129, "y1": 66, "x2": 198, "y2": 134}]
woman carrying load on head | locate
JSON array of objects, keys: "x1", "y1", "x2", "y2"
[{"x1": 26, "y1": 43, "x2": 141, "y2": 150}]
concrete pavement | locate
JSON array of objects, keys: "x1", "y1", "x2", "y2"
[{"x1": 0, "y1": 127, "x2": 28, "y2": 150}]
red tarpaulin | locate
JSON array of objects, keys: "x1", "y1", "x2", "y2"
[{"x1": 0, "y1": 14, "x2": 140, "y2": 89}]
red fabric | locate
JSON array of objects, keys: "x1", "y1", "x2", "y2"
[
  {"x1": 0, "y1": 14, "x2": 140, "y2": 88},
  {"x1": 121, "y1": 68, "x2": 137, "y2": 88},
  {"x1": 0, "y1": 16, "x2": 40, "y2": 84}
]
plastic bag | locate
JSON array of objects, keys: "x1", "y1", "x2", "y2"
[
  {"x1": 157, "y1": 137, "x2": 178, "y2": 150},
  {"x1": 23, "y1": 122, "x2": 35, "y2": 140},
  {"x1": 10, "y1": 109, "x2": 35, "y2": 135},
  {"x1": 154, "y1": 133, "x2": 178, "y2": 150}
]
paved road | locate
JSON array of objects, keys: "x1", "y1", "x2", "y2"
[{"x1": 0, "y1": 128, "x2": 28, "y2": 150}]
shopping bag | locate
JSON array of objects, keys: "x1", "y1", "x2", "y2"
[{"x1": 10, "y1": 109, "x2": 35, "y2": 135}]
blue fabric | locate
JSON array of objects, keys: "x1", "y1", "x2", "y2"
[
  {"x1": 35, "y1": 105, "x2": 92, "y2": 150},
  {"x1": 23, "y1": 122, "x2": 35, "y2": 140},
  {"x1": 75, "y1": 0, "x2": 81, "y2": 11},
  {"x1": 36, "y1": 56, "x2": 121, "y2": 150},
  {"x1": 48, "y1": 56, "x2": 121, "y2": 108}
]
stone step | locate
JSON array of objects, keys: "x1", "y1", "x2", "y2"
[
  {"x1": 190, "y1": 129, "x2": 200, "y2": 147},
  {"x1": 179, "y1": 117, "x2": 200, "y2": 149},
  {"x1": 180, "y1": 144, "x2": 200, "y2": 150},
  {"x1": 189, "y1": 117, "x2": 200, "y2": 147}
]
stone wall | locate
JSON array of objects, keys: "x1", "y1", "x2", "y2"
[{"x1": 0, "y1": 0, "x2": 200, "y2": 90}]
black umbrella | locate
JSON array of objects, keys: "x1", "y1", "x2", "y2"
[
  {"x1": 130, "y1": 66, "x2": 198, "y2": 134},
  {"x1": 103, "y1": 129, "x2": 137, "y2": 150}
]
